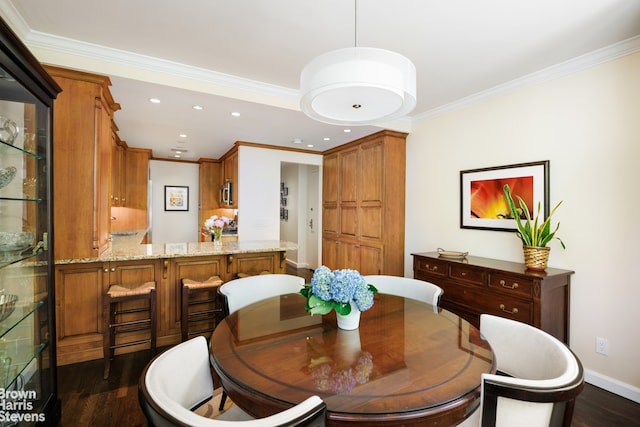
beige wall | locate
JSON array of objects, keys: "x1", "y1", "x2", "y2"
[{"x1": 406, "y1": 52, "x2": 640, "y2": 400}]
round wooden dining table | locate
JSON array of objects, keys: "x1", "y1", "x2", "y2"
[{"x1": 210, "y1": 293, "x2": 495, "y2": 426}]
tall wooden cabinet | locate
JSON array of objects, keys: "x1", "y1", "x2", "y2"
[
  {"x1": 0, "y1": 17, "x2": 62, "y2": 424},
  {"x1": 44, "y1": 66, "x2": 121, "y2": 260},
  {"x1": 322, "y1": 130, "x2": 407, "y2": 275}
]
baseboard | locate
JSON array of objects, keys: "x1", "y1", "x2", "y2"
[
  {"x1": 286, "y1": 259, "x2": 309, "y2": 269},
  {"x1": 585, "y1": 368, "x2": 640, "y2": 403}
]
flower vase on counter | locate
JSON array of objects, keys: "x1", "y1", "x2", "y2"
[
  {"x1": 212, "y1": 227, "x2": 222, "y2": 246},
  {"x1": 204, "y1": 214, "x2": 230, "y2": 247}
]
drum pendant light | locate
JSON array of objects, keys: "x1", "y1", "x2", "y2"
[{"x1": 300, "y1": 0, "x2": 416, "y2": 125}]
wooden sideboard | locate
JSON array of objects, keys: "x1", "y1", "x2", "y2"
[{"x1": 412, "y1": 252, "x2": 574, "y2": 343}]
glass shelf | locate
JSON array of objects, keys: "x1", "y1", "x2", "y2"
[
  {"x1": 0, "y1": 300, "x2": 45, "y2": 339},
  {"x1": 0, "y1": 196, "x2": 44, "y2": 203},
  {"x1": 0, "y1": 248, "x2": 42, "y2": 269},
  {"x1": 0, "y1": 139, "x2": 44, "y2": 160},
  {"x1": 0, "y1": 342, "x2": 47, "y2": 390}
]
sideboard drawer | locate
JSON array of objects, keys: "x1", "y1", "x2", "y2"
[
  {"x1": 484, "y1": 296, "x2": 532, "y2": 324},
  {"x1": 488, "y1": 273, "x2": 534, "y2": 299},
  {"x1": 441, "y1": 285, "x2": 532, "y2": 324},
  {"x1": 414, "y1": 257, "x2": 448, "y2": 278},
  {"x1": 449, "y1": 264, "x2": 485, "y2": 287}
]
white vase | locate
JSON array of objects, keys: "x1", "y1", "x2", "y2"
[{"x1": 336, "y1": 301, "x2": 361, "y2": 330}]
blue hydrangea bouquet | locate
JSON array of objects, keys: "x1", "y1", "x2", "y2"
[{"x1": 300, "y1": 266, "x2": 378, "y2": 316}]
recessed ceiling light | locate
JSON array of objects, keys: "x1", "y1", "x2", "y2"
[
  {"x1": 323, "y1": 137, "x2": 331, "y2": 141},
  {"x1": 192, "y1": 105, "x2": 204, "y2": 110},
  {"x1": 307, "y1": 144, "x2": 314, "y2": 148},
  {"x1": 292, "y1": 139, "x2": 303, "y2": 144},
  {"x1": 149, "y1": 98, "x2": 161, "y2": 104},
  {"x1": 343, "y1": 129, "x2": 351, "y2": 133},
  {"x1": 231, "y1": 112, "x2": 240, "y2": 117},
  {"x1": 174, "y1": 154, "x2": 181, "y2": 158},
  {"x1": 179, "y1": 134, "x2": 187, "y2": 138},
  {"x1": 174, "y1": 150, "x2": 182, "y2": 154}
]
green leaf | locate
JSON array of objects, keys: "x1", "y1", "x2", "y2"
[
  {"x1": 333, "y1": 301, "x2": 351, "y2": 316},
  {"x1": 504, "y1": 184, "x2": 565, "y2": 249},
  {"x1": 307, "y1": 295, "x2": 333, "y2": 315}
]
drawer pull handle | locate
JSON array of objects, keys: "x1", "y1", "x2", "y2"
[
  {"x1": 426, "y1": 264, "x2": 438, "y2": 272},
  {"x1": 499, "y1": 280, "x2": 518, "y2": 289},
  {"x1": 499, "y1": 304, "x2": 518, "y2": 315},
  {"x1": 461, "y1": 272, "x2": 467, "y2": 276}
]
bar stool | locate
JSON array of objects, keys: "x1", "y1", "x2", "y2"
[
  {"x1": 180, "y1": 276, "x2": 224, "y2": 342},
  {"x1": 103, "y1": 281, "x2": 157, "y2": 379}
]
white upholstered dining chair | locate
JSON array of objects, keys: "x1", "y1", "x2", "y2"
[
  {"x1": 138, "y1": 336, "x2": 326, "y2": 426},
  {"x1": 218, "y1": 274, "x2": 305, "y2": 315},
  {"x1": 363, "y1": 275, "x2": 443, "y2": 308},
  {"x1": 458, "y1": 314, "x2": 584, "y2": 427},
  {"x1": 216, "y1": 273, "x2": 306, "y2": 410}
]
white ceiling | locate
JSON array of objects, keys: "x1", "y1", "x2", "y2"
[{"x1": 3, "y1": 0, "x2": 640, "y2": 159}]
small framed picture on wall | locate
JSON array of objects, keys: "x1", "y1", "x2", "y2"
[{"x1": 164, "y1": 185, "x2": 189, "y2": 211}]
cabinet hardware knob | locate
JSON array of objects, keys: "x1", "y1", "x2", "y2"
[
  {"x1": 110, "y1": 267, "x2": 116, "y2": 272},
  {"x1": 499, "y1": 304, "x2": 518, "y2": 315},
  {"x1": 499, "y1": 280, "x2": 518, "y2": 289},
  {"x1": 461, "y1": 272, "x2": 467, "y2": 276},
  {"x1": 103, "y1": 268, "x2": 109, "y2": 273}
]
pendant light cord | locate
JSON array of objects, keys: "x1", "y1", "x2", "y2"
[{"x1": 354, "y1": 0, "x2": 358, "y2": 48}]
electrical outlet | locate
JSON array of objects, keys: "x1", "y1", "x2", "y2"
[{"x1": 596, "y1": 337, "x2": 609, "y2": 355}]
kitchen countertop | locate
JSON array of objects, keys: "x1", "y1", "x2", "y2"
[{"x1": 55, "y1": 230, "x2": 297, "y2": 264}]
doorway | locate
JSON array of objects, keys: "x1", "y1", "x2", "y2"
[{"x1": 279, "y1": 163, "x2": 320, "y2": 270}]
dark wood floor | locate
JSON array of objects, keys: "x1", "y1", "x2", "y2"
[{"x1": 57, "y1": 346, "x2": 640, "y2": 426}]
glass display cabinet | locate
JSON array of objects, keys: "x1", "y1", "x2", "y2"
[{"x1": 0, "y1": 18, "x2": 61, "y2": 425}]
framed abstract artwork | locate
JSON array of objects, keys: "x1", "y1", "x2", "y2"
[
  {"x1": 164, "y1": 185, "x2": 189, "y2": 211},
  {"x1": 460, "y1": 161, "x2": 549, "y2": 231}
]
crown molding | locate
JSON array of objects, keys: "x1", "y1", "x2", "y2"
[
  {"x1": 25, "y1": 30, "x2": 299, "y2": 101},
  {"x1": 414, "y1": 35, "x2": 640, "y2": 122}
]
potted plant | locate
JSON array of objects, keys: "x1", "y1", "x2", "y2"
[
  {"x1": 300, "y1": 266, "x2": 377, "y2": 330},
  {"x1": 503, "y1": 184, "x2": 565, "y2": 270}
]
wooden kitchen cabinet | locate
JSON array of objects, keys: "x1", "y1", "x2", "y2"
[
  {"x1": 45, "y1": 66, "x2": 121, "y2": 260},
  {"x1": 412, "y1": 252, "x2": 574, "y2": 343},
  {"x1": 111, "y1": 137, "x2": 125, "y2": 207},
  {"x1": 55, "y1": 262, "x2": 107, "y2": 365},
  {"x1": 54, "y1": 247, "x2": 288, "y2": 365},
  {"x1": 55, "y1": 259, "x2": 162, "y2": 364},
  {"x1": 124, "y1": 147, "x2": 151, "y2": 210},
  {"x1": 322, "y1": 130, "x2": 406, "y2": 275},
  {"x1": 220, "y1": 145, "x2": 238, "y2": 208},
  {"x1": 168, "y1": 256, "x2": 227, "y2": 337},
  {"x1": 198, "y1": 158, "x2": 223, "y2": 240}
]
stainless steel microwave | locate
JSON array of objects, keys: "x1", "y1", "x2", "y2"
[{"x1": 221, "y1": 180, "x2": 233, "y2": 205}]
